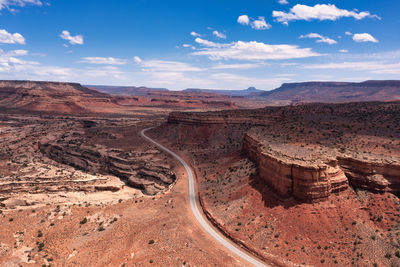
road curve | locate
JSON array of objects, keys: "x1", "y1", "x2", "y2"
[{"x1": 141, "y1": 128, "x2": 269, "y2": 267}]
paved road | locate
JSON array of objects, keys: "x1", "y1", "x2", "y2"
[{"x1": 141, "y1": 128, "x2": 269, "y2": 267}]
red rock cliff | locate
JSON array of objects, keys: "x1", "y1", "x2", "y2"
[{"x1": 243, "y1": 133, "x2": 348, "y2": 202}]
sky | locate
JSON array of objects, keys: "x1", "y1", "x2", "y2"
[{"x1": 0, "y1": 0, "x2": 399, "y2": 90}]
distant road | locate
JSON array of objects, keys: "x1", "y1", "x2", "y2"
[{"x1": 141, "y1": 128, "x2": 269, "y2": 267}]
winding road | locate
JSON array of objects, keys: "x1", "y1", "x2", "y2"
[{"x1": 141, "y1": 128, "x2": 269, "y2": 267}]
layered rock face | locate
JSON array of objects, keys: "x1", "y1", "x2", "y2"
[
  {"x1": 164, "y1": 101, "x2": 400, "y2": 203},
  {"x1": 243, "y1": 133, "x2": 348, "y2": 202},
  {"x1": 338, "y1": 156, "x2": 400, "y2": 194},
  {"x1": 39, "y1": 142, "x2": 176, "y2": 195},
  {"x1": 243, "y1": 133, "x2": 400, "y2": 202}
]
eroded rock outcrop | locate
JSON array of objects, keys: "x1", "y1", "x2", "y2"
[
  {"x1": 164, "y1": 101, "x2": 400, "y2": 203},
  {"x1": 243, "y1": 132, "x2": 400, "y2": 202},
  {"x1": 243, "y1": 133, "x2": 348, "y2": 202},
  {"x1": 39, "y1": 142, "x2": 176, "y2": 195},
  {"x1": 338, "y1": 156, "x2": 400, "y2": 193}
]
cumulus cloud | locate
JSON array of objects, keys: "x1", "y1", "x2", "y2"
[
  {"x1": 345, "y1": 31, "x2": 352, "y2": 36},
  {"x1": 194, "y1": 37, "x2": 220, "y2": 47},
  {"x1": 273, "y1": 4, "x2": 380, "y2": 25},
  {"x1": 190, "y1": 31, "x2": 201, "y2": 37},
  {"x1": 339, "y1": 49, "x2": 349, "y2": 53},
  {"x1": 192, "y1": 39, "x2": 320, "y2": 61},
  {"x1": 237, "y1": 15, "x2": 250, "y2": 25},
  {"x1": 352, "y1": 33, "x2": 378, "y2": 43},
  {"x1": 238, "y1": 15, "x2": 271, "y2": 30},
  {"x1": 251, "y1": 17, "x2": 271, "y2": 30},
  {"x1": 0, "y1": 48, "x2": 127, "y2": 82},
  {"x1": 60, "y1": 30, "x2": 83, "y2": 45},
  {"x1": 212, "y1": 30, "x2": 226, "y2": 39},
  {"x1": 299, "y1": 33, "x2": 337, "y2": 45},
  {"x1": 133, "y1": 56, "x2": 142, "y2": 63},
  {"x1": 278, "y1": 0, "x2": 288, "y2": 4},
  {"x1": 79, "y1": 57, "x2": 127, "y2": 65},
  {"x1": 0, "y1": 0, "x2": 42, "y2": 11},
  {"x1": 0, "y1": 29, "x2": 25, "y2": 44},
  {"x1": 0, "y1": 48, "x2": 38, "y2": 73}
]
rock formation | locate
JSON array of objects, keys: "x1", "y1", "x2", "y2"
[
  {"x1": 163, "y1": 101, "x2": 400, "y2": 202},
  {"x1": 243, "y1": 133, "x2": 348, "y2": 202},
  {"x1": 39, "y1": 137, "x2": 176, "y2": 196}
]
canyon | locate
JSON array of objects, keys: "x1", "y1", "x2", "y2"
[
  {"x1": 1, "y1": 80, "x2": 400, "y2": 266},
  {"x1": 148, "y1": 100, "x2": 400, "y2": 266},
  {"x1": 164, "y1": 101, "x2": 400, "y2": 202}
]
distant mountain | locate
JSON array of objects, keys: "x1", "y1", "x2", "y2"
[
  {"x1": 0, "y1": 80, "x2": 116, "y2": 113},
  {"x1": 258, "y1": 80, "x2": 400, "y2": 104},
  {"x1": 86, "y1": 85, "x2": 168, "y2": 96},
  {"x1": 183, "y1": 87, "x2": 263, "y2": 97},
  {"x1": 0, "y1": 80, "x2": 238, "y2": 113}
]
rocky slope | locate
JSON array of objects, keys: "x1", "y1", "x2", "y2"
[
  {"x1": 0, "y1": 113, "x2": 178, "y2": 212},
  {"x1": 163, "y1": 101, "x2": 400, "y2": 202},
  {"x1": 0, "y1": 80, "x2": 116, "y2": 114}
]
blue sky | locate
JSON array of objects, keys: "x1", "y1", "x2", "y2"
[{"x1": 0, "y1": 0, "x2": 399, "y2": 90}]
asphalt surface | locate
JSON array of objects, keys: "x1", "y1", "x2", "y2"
[{"x1": 141, "y1": 128, "x2": 269, "y2": 267}]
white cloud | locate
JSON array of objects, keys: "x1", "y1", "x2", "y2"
[
  {"x1": 0, "y1": 48, "x2": 38, "y2": 73},
  {"x1": 237, "y1": 15, "x2": 250, "y2": 25},
  {"x1": 0, "y1": 29, "x2": 25, "y2": 44},
  {"x1": 79, "y1": 57, "x2": 127, "y2": 65},
  {"x1": 60, "y1": 30, "x2": 83, "y2": 45},
  {"x1": 139, "y1": 60, "x2": 203, "y2": 72},
  {"x1": 0, "y1": 0, "x2": 42, "y2": 11},
  {"x1": 182, "y1": 44, "x2": 196, "y2": 50},
  {"x1": 213, "y1": 30, "x2": 226, "y2": 39},
  {"x1": 273, "y1": 4, "x2": 380, "y2": 25},
  {"x1": 190, "y1": 31, "x2": 201, "y2": 37},
  {"x1": 0, "y1": 49, "x2": 127, "y2": 82},
  {"x1": 352, "y1": 33, "x2": 378, "y2": 43},
  {"x1": 345, "y1": 31, "x2": 352, "y2": 36},
  {"x1": 238, "y1": 15, "x2": 271, "y2": 30},
  {"x1": 211, "y1": 63, "x2": 264, "y2": 70},
  {"x1": 302, "y1": 61, "x2": 400, "y2": 74},
  {"x1": 133, "y1": 56, "x2": 142, "y2": 63},
  {"x1": 251, "y1": 17, "x2": 271, "y2": 30},
  {"x1": 299, "y1": 33, "x2": 337, "y2": 45},
  {"x1": 280, "y1": 62, "x2": 298, "y2": 67},
  {"x1": 4, "y1": 49, "x2": 28, "y2": 56},
  {"x1": 278, "y1": 0, "x2": 288, "y2": 5},
  {"x1": 194, "y1": 37, "x2": 220, "y2": 47},
  {"x1": 192, "y1": 39, "x2": 320, "y2": 61},
  {"x1": 339, "y1": 49, "x2": 349, "y2": 53}
]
